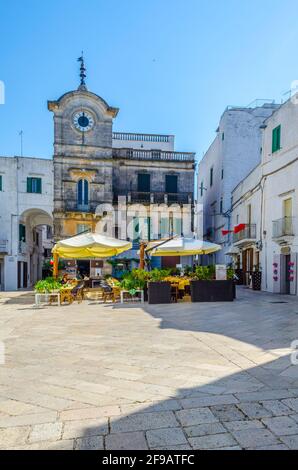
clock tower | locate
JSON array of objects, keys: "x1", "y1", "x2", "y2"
[{"x1": 48, "y1": 56, "x2": 119, "y2": 241}]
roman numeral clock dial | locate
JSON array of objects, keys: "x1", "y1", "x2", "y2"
[{"x1": 73, "y1": 111, "x2": 94, "y2": 132}]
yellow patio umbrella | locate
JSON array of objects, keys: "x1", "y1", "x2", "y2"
[
  {"x1": 52, "y1": 232, "x2": 132, "y2": 277},
  {"x1": 147, "y1": 237, "x2": 221, "y2": 257}
]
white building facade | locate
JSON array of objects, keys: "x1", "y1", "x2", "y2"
[
  {"x1": 0, "y1": 156, "x2": 53, "y2": 291},
  {"x1": 229, "y1": 95, "x2": 298, "y2": 295},
  {"x1": 197, "y1": 102, "x2": 279, "y2": 264}
]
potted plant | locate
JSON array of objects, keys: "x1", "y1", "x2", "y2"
[
  {"x1": 190, "y1": 265, "x2": 234, "y2": 302},
  {"x1": 147, "y1": 268, "x2": 172, "y2": 304},
  {"x1": 34, "y1": 277, "x2": 62, "y2": 293}
]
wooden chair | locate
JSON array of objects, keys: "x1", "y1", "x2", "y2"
[
  {"x1": 170, "y1": 284, "x2": 179, "y2": 303},
  {"x1": 60, "y1": 282, "x2": 85, "y2": 305},
  {"x1": 103, "y1": 286, "x2": 121, "y2": 303}
]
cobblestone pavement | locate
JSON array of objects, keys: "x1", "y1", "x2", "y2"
[{"x1": 1, "y1": 287, "x2": 298, "y2": 450}]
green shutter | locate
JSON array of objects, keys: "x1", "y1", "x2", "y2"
[
  {"x1": 27, "y1": 177, "x2": 32, "y2": 193},
  {"x1": 19, "y1": 224, "x2": 26, "y2": 242},
  {"x1": 272, "y1": 125, "x2": 281, "y2": 153},
  {"x1": 36, "y1": 178, "x2": 42, "y2": 194}
]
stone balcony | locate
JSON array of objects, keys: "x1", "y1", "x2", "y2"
[
  {"x1": 272, "y1": 217, "x2": 295, "y2": 245},
  {"x1": 233, "y1": 224, "x2": 257, "y2": 247},
  {"x1": 113, "y1": 148, "x2": 195, "y2": 163},
  {"x1": 0, "y1": 239, "x2": 8, "y2": 254},
  {"x1": 114, "y1": 191, "x2": 193, "y2": 205}
]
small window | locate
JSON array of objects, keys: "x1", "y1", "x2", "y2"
[
  {"x1": 0, "y1": 175, "x2": 2, "y2": 191},
  {"x1": 77, "y1": 179, "x2": 89, "y2": 208},
  {"x1": 200, "y1": 181, "x2": 204, "y2": 197},
  {"x1": 27, "y1": 177, "x2": 42, "y2": 194},
  {"x1": 272, "y1": 125, "x2": 281, "y2": 153},
  {"x1": 138, "y1": 173, "x2": 151, "y2": 192},
  {"x1": 221, "y1": 169, "x2": 224, "y2": 180},
  {"x1": 46, "y1": 225, "x2": 52, "y2": 239},
  {"x1": 222, "y1": 132, "x2": 225, "y2": 141},
  {"x1": 19, "y1": 224, "x2": 26, "y2": 242},
  {"x1": 77, "y1": 224, "x2": 90, "y2": 234},
  {"x1": 165, "y1": 175, "x2": 178, "y2": 194},
  {"x1": 220, "y1": 198, "x2": 223, "y2": 214},
  {"x1": 210, "y1": 168, "x2": 214, "y2": 187}
]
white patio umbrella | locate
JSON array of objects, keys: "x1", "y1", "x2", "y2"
[{"x1": 147, "y1": 237, "x2": 222, "y2": 257}]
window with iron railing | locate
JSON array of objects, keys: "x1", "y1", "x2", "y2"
[
  {"x1": 233, "y1": 224, "x2": 256, "y2": 243},
  {"x1": 272, "y1": 217, "x2": 294, "y2": 238}
]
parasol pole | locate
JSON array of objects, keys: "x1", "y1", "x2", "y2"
[{"x1": 53, "y1": 252, "x2": 59, "y2": 279}]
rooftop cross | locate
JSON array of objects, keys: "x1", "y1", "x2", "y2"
[{"x1": 77, "y1": 52, "x2": 87, "y2": 91}]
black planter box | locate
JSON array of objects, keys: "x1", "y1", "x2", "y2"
[
  {"x1": 148, "y1": 282, "x2": 171, "y2": 304},
  {"x1": 191, "y1": 280, "x2": 234, "y2": 302}
]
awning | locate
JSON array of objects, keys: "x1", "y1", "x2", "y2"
[
  {"x1": 52, "y1": 232, "x2": 132, "y2": 259},
  {"x1": 147, "y1": 237, "x2": 222, "y2": 257},
  {"x1": 225, "y1": 246, "x2": 240, "y2": 256}
]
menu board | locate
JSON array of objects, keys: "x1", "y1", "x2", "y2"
[{"x1": 216, "y1": 265, "x2": 227, "y2": 281}]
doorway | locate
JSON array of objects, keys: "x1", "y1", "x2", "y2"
[
  {"x1": 17, "y1": 261, "x2": 28, "y2": 289},
  {"x1": 284, "y1": 254, "x2": 291, "y2": 295},
  {"x1": 77, "y1": 260, "x2": 90, "y2": 278},
  {"x1": 242, "y1": 248, "x2": 254, "y2": 285},
  {"x1": 0, "y1": 260, "x2": 3, "y2": 291}
]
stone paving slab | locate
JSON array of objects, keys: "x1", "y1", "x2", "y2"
[
  {"x1": 1, "y1": 287, "x2": 298, "y2": 449},
  {"x1": 105, "y1": 432, "x2": 148, "y2": 450},
  {"x1": 189, "y1": 433, "x2": 238, "y2": 450},
  {"x1": 175, "y1": 408, "x2": 218, "y2": 427},
  {"x1": 110, "y1": 411, "x2": 179, "y2": 433},
  {"x1": 146, "y1": 427, "x2": 188, "y2": 448},
  {"x1": 262, "y1": 416, "x2": 298, "y2": 436},
  {"x1": 230, "y1": 428, "x2": 281, "y2": 449}
]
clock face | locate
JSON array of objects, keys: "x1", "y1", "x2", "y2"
[{"x1": 73, "y1": 111, "x2": 94, "y2": 132}]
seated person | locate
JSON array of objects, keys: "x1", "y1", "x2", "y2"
[{"x1": 61, "y1": 273, "x2": 69, "y2": 285}]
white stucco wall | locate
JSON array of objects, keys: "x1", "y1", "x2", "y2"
[
  {"x1": 0, "y1": 156, "x2": 53, "y2": 291},
  {"x1": 197, "y1": 104, "x2": 278, "y2": 264},
  {"x1": 261, "y1": 97, "x2": 298, "y2": 294}
]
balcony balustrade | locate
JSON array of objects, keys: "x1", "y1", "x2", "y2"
[
  {"x1": 113, "y1": 132, "x2": 171, "y2": 143},
  {"x1": 113, "y1": 148, "x2": 195, "y2": 162},
  {"x1": 0, "y1": 239, "x2": 8, "y2": 253},
  {"x1": 233, "y1": 224, "x2": 257, "y2": 244},
  {"x1": 272, "y1": 217, "x2": 294, "y2": 239},
  {"x1": 114, "y1": 191, "x2": 193, "y2": 205}
]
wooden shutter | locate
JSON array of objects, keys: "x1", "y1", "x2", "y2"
[
  {"x1": 138, "y1": 174, "x2": 150, "y2": 192},
  {"x1": 272, "y1": 125, "x2": 281, "y2": 153},
  {"x1": 165, "y1": 175, "x2": 178, "y2": 194},
  {"x1": 77, "y1": 180, "x2": 83, "y2": 205},
  {"x1": 36, "y1": 178, "x2": 42, "y2": 194},
  {"x1": 27, "y1": 177, "x2": 32, "y2": 193},
  {"x1": 84, "y1": 180, "x2": 88, "y2": 205}
]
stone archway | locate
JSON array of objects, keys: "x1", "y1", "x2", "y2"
[{"x1": 18, "y1": 208, "x2": 53, "y2": 288}]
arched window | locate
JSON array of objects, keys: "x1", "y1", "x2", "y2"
[{"x1": 77, "y1": 179, "x2": 89, "y2": 208}]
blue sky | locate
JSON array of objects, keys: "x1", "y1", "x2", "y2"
[{"x1": 1, "y1": 0, "x2": 298, "y2": 161}]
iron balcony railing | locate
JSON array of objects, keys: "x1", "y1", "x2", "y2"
[
  {"x1": 18, "y1": 241, "x2": 27, "y2": 254},
  {"x1": 113, "y1": 148, "x2": 195, "y2": 162},
  {"x1": 233, "y1": 224, "x2": 257, "y2": 243},
  {"x1": 114, "y1": 191, "x2": 193, "y2": 205},
  {"x1": 272, "y1": 217, "x2": 294, "y2": 238},
  {"x1": 0, "y1": 239, "x2": 8, "y2": 253}
]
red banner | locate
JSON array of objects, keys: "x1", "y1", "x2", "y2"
[{"x1": 234, "y1": 223, "x2": 246, "y2": 234}]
